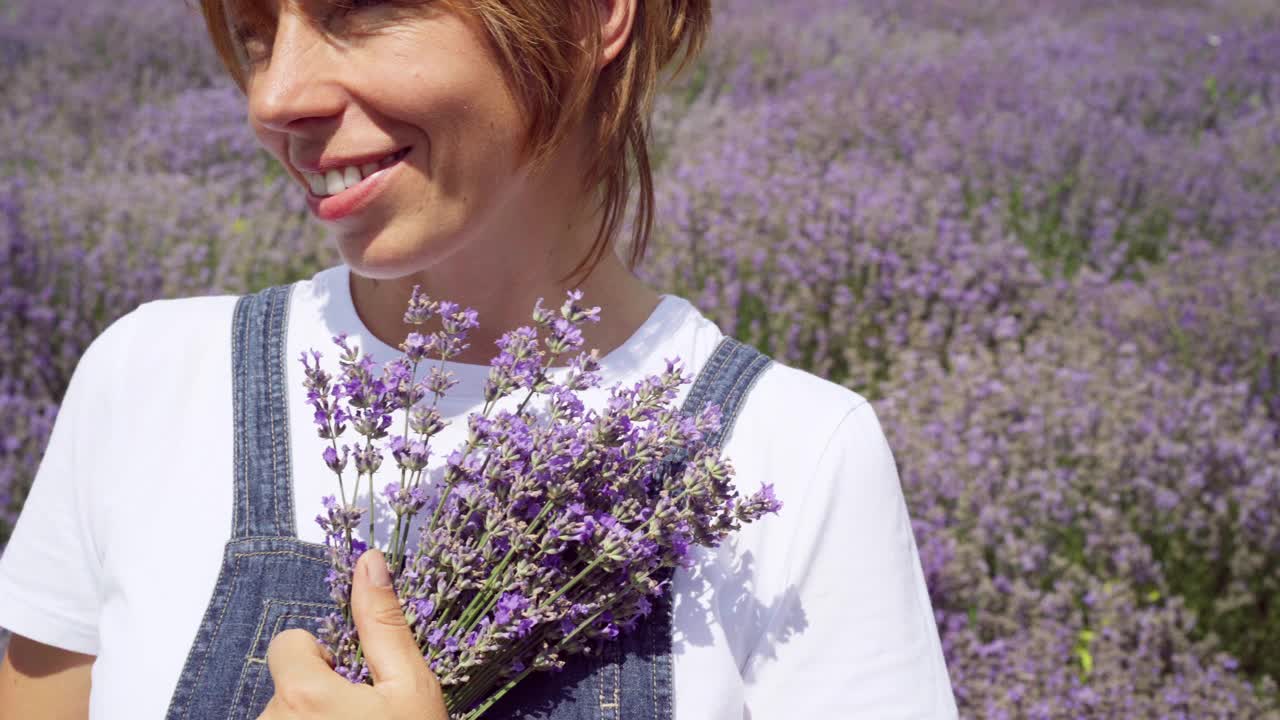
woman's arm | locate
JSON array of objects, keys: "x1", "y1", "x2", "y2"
[
  {"x1": 0, "y1": 633, "x2": 94, "y2": 719},
  {"x1": 0, "y1": 316, "x2": 131, "y2": 718},
  {"x1": 743, "y1": 400, "x2": 957, "y2": 718}
]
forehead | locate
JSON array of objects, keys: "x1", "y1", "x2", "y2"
[
  {"x1": 216, "y1": 0, "x2": 278, "y2": 34},
  {"x1": 215, "y1": 0, "x2": 468, "y2": 35},
  {"x1": 217, "y1": 0, "x2": 362, "y2": 31}
]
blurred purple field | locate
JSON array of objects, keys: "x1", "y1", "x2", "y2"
[{"x1": 2, "y1": 0, "x2": 1278, "y2": 714}]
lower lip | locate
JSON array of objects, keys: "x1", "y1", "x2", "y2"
[{"x1": 305, "y1": 150, "x2": 409, "y2": 222}]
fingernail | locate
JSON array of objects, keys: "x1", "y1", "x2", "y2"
[{"x1": 365, "y1": 551, "x2": 392, "y2": 588}]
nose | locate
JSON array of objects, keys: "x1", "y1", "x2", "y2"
[{"x1": 246, "y1": 10, "x2": 345, "y2": 135}]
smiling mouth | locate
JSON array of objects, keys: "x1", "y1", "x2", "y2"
[{"x1": 302, "y1": 147, "x2": 411, "y2": 197}]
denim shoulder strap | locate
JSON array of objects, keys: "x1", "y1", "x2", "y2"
[
  {"x1": 166, "y1": 283, "x2": 330, "y2": 720},
  {"x1": 680, "y1": 335, "x2": 773, "y2": 448},
  {"x1": 230, "y1": 283, "x2": 298, "y2": 539},
  {"x1": 637, "y1": 334, "x2": 771, "y2": 714}
]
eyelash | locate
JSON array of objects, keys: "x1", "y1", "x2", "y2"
[{"x1": 333, "y1": 0, "x2": 391, "y2": 16}]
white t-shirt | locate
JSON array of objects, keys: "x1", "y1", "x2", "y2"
[{"x1": 0, "y1": 264, "x2": 956, "y2": 719}]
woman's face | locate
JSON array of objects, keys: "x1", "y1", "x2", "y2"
[{"x1": 236, "y1": 1, "x2": 538, "y2": 278}]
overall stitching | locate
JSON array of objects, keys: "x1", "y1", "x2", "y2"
[
  {"x1": 252, "y1": 289, "x2": 271, "y2": 537},
  {"x1": 228, "y1": 633, "x2": 259, "y2": 715},
  {"x1": 277, "y1": 285, "x2": 298, "y2": 536},
  {"x1": 651, "y1": 622, "x2": 657, "y2": 717},
  {"x1": 173, "y1": 294, "x2": 254, "y2": 720},
  {"x1": 254, "y1": 289, "x2": 267, "y2": 535},
  {"x1": 597, "y1": 651, "x2": 606, "y2": 717},
  {"x1": 267, "y1": 610, "x2": 332, "y2": 656},
  {"x1": 687, "y1": 338, "x2": 730, "y2": 412},
  {"x1": 232, "y1": 549, "x2": 329, "y2": 563},
  {"x1": 247, "y1": 598, "x2": 335, "y2": 658},
  {"x1": 177, "y1": 551, "x2": 236, "y2": 720},
  {"x1": 233, "y1": 295, "x2": 251, "y2": 539},
  {"x1": 224, "y1": 551, "x2": 334, "y2": 710},
  {"x1": 244, "y1": 660, "x2": 270, "y2": 720},
  {"x1": 233, "y1": 608, "x2": 332, "y2": 714},
  {"x1": 231, "y1": 534, "x2": 330, "y2": 552},
  {"x1": 268, "y1": 286, "x2": 285, "y2": 538},
  {"x1": 267, "y1": 285, "x2": 294, "y2": 537},
  {"x1": 717, "y1": 352, "x2": 771, "y2": 445},
  {"x1": 166, "y1": 297, "x2": 250, "y2": 711},
  {"x1": 598, "y1": 640, "x2": 621, "y2": 718}
]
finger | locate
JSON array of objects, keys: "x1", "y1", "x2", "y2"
[
  {"x1": 265, "y1": 628, "x2": 348, "y2": 712},
  {"x1": 257, "y1": 681, "x2": 384, "y2": 720},
  {"x1": 350, "y1": 549, "x2": 436, "y2": 692}
]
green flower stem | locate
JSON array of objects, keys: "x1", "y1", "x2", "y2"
[
  {"x1": 389, "y1": 467, "x2": 426, "y2": 574},
  {"x1": 328, "y1": 438, "x2": 349, "y2": 509},
  {"x1": 388, "y1": 507, "x2": 405, "y2": 570},
  {"x1": 439, "y1": 379, "x2": 544, "y2": 537},
  {"x1": 426, "y1": 461, "x2": 467, "y2": 533},
  {"x1": 456, "y1": 607, "x2": 608, "y2": 719},
  {"x1": 539, "y1": 555, "x2": 607, "y2": 611},
  {"x1": 432, "y1": 502, "x2": 556, "y2": 652},
  {"x1": 454, "y1": 547, "x2": 555, "y2": 640},
  {"x1": 426, "y1": 374, "x2": 530, "y2": 537},
  {"x1": 444, "y1": 630, "x2": 547, "y2": 712},
  {"x1": 447, "y1": 560, "x2": 642, "y2": 712},
  {"x1": 422, "y1": 367, "x2": 559, "y2": 636},
  {"x1": 452, "y1": 569, "x2": 653, "y2": 710},
  {"x1": 445, "y1": 484, "x2": 685, "y2": 660},
  {"x1": 392, "y1": 506, "x2": 413, "y2": 575},
  {"x1": 388, "y1": 358, "x2": 427, "y2": 572}
]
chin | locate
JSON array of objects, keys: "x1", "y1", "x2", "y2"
[{"x1": 336, "y1": 229, "x2": 461, "y2": 281}]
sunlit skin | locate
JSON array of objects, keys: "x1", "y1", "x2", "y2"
[
  {"x1": 244, "y1": 0, "x2": 658, "y2": 365},
  {"x1": 239, "y1": 0, "x2": 648, "y2": 716},
  {"x1": 258, "y1": 551, "x2": 449, "y2": 719}
]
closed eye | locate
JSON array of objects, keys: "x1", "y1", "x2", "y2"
[
  {"x1": 232, "y1": 25, "x2": 272, "y2": 65},
  {"x1": 329, "y1": 0, "x2": 394, "y2": 21}
]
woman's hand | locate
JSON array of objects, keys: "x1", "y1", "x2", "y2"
[{"x1": 257, "y1": 550, "x2": 448, "y2": 720}]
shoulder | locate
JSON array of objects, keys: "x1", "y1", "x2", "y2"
[
  {"x1": 88, "y1": 293, "x2": 241, "y2": 355},
  {"x1": 721, "y1": 351, "x2": 898, "y2": 524},
  {"x1": 71, "y1": 293, "x2": 244, "y2": 401},
  {"x1": 658, "y1": 297, "x2": 876, "y2": 461},
  {"x1": 735, "y1": 353, "x2": 873, "y2": 452}
]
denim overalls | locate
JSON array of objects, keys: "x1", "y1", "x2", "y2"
[{"x1": 164, "y1": 283, "x2": 772, "y2": 719}]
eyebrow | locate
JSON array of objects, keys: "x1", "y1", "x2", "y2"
[{"x1": 222, "y1": 0, "x2": 278, "y2": 40}]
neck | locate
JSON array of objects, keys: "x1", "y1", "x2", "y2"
[{"x1": 349, "y1": 249, "x2": 660, "y2": 366}]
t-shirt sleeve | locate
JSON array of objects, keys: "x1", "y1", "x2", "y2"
[
  {"x1": 0, "y1": 314, "x2": 126, "y2": 656},
  {"x1": 742, "y1": 400, "x2": 958, "y2": 719}
]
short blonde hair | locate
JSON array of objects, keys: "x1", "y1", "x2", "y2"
[{"x1": 198, "y1": 0, "x2": 711, "y2": 284}]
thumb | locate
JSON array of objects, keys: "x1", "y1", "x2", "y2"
[{"x1": 351, "y1": 549, "x2": 430, "y2": 689}]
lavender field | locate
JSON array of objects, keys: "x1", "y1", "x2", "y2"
[{"x1": 3, "y1": 0, "x2": 1279, "y2": 715}]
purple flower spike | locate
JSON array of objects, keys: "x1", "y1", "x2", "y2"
[
  {"x1": 403, "y1": 285, "x2": 437, "y2": 325},
  {"x1": 323, "y1": 445, "x2": 349, "y2": 474},
  {"x1": 304, "y1": 285, "x2": 780, "y2": 709}
]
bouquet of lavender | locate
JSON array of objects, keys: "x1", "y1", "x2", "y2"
[{"x1": 300, "y1": 288, "x2": 781, "y2": 719}]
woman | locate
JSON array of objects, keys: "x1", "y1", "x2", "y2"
[{"x1": 0, "y1": 1, "x2": 957, "y2": 717}]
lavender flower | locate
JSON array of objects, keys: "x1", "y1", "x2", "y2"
[{"x1": 304, "y1": 289, "x2": 781, "y2": 717}]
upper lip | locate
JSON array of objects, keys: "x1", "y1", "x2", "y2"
[{"x1": 292, "y1": 147, "x2": 407, "y2": 174}]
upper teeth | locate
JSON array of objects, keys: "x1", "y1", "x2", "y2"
[{"x1": 304, "y1": 151, "x2": 403, "y2": 196}]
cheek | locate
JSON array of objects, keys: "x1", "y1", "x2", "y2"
[
  {"x1": 391, "y1": 76, "x2": 519, "y2": 166},
  {"x1": 249, "y1": 123, "x2": 285, "y2": 161},
  {"x1": 444, "y1": 75, "x2": 531, "y2": 168},
  {"x1": 380, "y1": 27, "x2": 520, "y2": 131}
]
